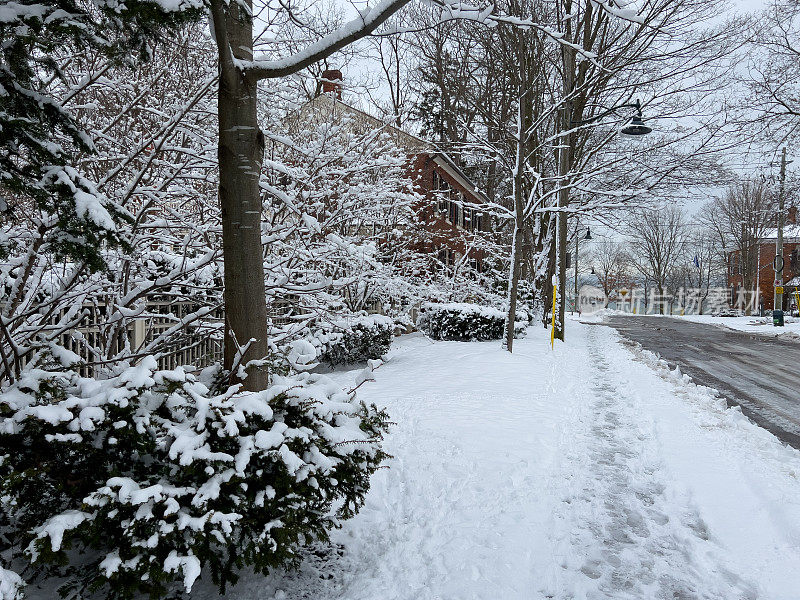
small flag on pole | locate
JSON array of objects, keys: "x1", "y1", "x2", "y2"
[{"x1": 693, "y1": 255, "x2": 700, "y2": 268}]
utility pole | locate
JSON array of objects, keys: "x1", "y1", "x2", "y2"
[{"x1": 774, "y1": 147, "x2": 788, "y2": 325}]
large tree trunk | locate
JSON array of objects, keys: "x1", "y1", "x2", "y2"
[
  {"x1": 553, "y1": 122, "x2": 571, "y2": 341},
  {"x1": 505, "y1": 44, "x2": 531, "y2": 353},
  {"x1": 214, "y1": 0, "x2": 270, "y2": 390},
  {"x1": 554, "y1": 40, "x2": 575, "y2": 342},
  {"x1": 555, "y1": 199, "x2": 568, "y2": 340}
]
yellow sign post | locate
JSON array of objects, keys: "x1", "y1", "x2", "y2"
[
  {"x1": 551, "y1": 284, "x2": 557, "y2": 349},
  {"x1": 776, "y1": 286, "x2": 784, "y2": 295}
]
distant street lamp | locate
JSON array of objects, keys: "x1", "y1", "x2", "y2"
[{"x1": 573, "y1": 224, "x2": 592, "y2": 314}]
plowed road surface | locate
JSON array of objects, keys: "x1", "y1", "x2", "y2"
[{"x1": 604, "y1": 316, "x2": 800, "y2": 448}]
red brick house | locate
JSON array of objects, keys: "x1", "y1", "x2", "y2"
[
  {"x1": 727, "y1": 207, "x2": 800, "y2": 310},
  {"x1": 288, "y1": 71, "x2": 490, "y2": 272}
]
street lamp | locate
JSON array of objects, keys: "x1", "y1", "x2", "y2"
[
  {"x1": 574, "y1": 99, "x2": 653, "y2": 135},
  {"x1": 573, "y1": 224, "x2": 592, "y2": 314},
  {"x1": 556, "y1": 99, "x2": 652, "y2": 331}
]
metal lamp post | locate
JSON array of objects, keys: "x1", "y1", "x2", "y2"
[
  {"x1": 555, "y1": 99, "x2": 652, "y2": 337},
  {"x1": 573, "y1": 224, "x2": 592, "y2": 314}
]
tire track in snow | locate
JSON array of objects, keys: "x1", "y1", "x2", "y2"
[{"x1": 550, "y1": 326, "x2": 757, "y2": 600}]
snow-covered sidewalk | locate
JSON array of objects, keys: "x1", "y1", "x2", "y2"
[{"x1": 193, "y1": 322, "x2": 800, "y2": 600}]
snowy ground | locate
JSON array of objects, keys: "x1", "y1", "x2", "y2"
[{"x1": 192, "y1": 322, "x2": 800, "y2": 600}]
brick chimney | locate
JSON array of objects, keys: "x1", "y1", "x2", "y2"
[
  {"x1": 320, "y1": 69, "x2": 343, "y2": 100},
  {"x1": 789, "y1": 205, "x2": 798, "y2": 225}
]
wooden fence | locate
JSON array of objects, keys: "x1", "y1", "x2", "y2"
[{"x1": 11, "y1": 300, "x2": 224, "y2": 377}]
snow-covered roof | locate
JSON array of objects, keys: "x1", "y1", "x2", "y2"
[
  {"x1": 760, "y1": 224, "x2": 800, "y2": 241},
  {"x1": 785, "y1": 276, "x2": 800, "y2": 287},
  {"x1": 291, "y1": 94, "x2": 490, "y2": 205},
  {"x1": 290, "y1": 94, "x2": 431, "y2": 150}
]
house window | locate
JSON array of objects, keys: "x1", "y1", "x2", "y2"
[
  {"x1": 437, "y1": 248, "x2": 454, "y2": 267},
  {"x1": 454, "y1": 192, "x2": 464, "y2": 227},
  {"x1": 437, "y1": 176, "x2": 450, "y2": 213}
]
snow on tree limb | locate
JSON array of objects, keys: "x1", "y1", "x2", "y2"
[
  {"x1": 241, "y1": 0, "x2": 609, "y2": 80},
  {"x1": 243, "y1": 0, "x2": 414, "y2": 79}
]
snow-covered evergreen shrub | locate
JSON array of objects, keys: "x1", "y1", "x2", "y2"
[
  {"x1": 0, "y1": 355, "x2": 389, "y2": 599},
  {"x1": 310, "y1": 316, "x2": 393, "y2": 367},
  {"x1": 416, "y1": 303, "x2": 527, "y2": 342}
]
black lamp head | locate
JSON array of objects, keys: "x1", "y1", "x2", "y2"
[
  {"x1": 584, "y1": 227, "x2": 592, "y2": 240},
  {"x1": 621, "y1": 114, "x2": 652, "y2": 136}
]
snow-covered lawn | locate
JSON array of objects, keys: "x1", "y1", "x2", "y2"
[{"x1": 192, "y1": 322, "x2": 800, "y2": 600}]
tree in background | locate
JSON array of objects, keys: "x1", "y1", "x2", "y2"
[
  {"x1": 406, "y1": 0, "x2": 739, "y2": 341},
  {"x1": 743, "y1": 0, "x2": 800, "y2": 142},
  {"x1": 628, "y1": 206, "x2": 689, "y2": 314},
  {"x1": 700, "y1": 179, "x2": 773, "y2": 310},
  {"x1": 590, "y1": 241, "x2": 632, "y2": 307},
  {"x1": 684, "y1": 226, "x2": 721, "y2": 314}
]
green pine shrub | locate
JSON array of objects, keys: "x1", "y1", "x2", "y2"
[
  {"x1": 416, "y1": 303, "x2": 528, "y2": 342},
  {"x1": 0, "y1": 354, "x2": 389, "y2": 599},
  {"x1": 311, "y1": 316, "x2": 393, "y2": 367}
]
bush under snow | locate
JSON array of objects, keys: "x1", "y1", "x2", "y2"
[
  {"x1": 0, "y1": 354, "x2": 389, "y2": 599},
  {"x1": 416, "y1": 303, "x2": 528, "y2": 342},
  {"x1": 309, "y1": 315, "x2": 393, "y2": 367}
]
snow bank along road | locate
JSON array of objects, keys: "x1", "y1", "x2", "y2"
[
  {"x1": 193, "y1": 322, "x2": 800, "y2": 600},
  {"x1": 606, "y1": 315, "x2": 800, "y2": 448}
]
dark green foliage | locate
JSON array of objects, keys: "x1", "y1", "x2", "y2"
[
  {"x1": 0, "y1": 356, "x2": 389, "y2": 599},
  {"x1": 0, "y1": 0, "x2": 205, "y2": 270},
  {"x1": 318, "y1": 320, "x2": 393, "y2": 367},
  {"x1": 416, "y1": 303, "x2": 527, "y2": 342}
]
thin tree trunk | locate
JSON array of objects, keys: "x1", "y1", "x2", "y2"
[{"x1": 505, "y1": 225, "x2": 522, "y2": 351}]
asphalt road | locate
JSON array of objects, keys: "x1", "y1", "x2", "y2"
[{"x1": 604, "y1": 316, "x2": 800, "y2": 448}]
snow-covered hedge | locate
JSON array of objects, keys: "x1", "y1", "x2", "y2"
[
  {"x1": 0, "y1": 356, "x2": 389, "y2": 599},
  {"x1": 416, "y1": 303, "x2": 528, "y2": 342},
  {"x1": 310, "y1": 315, "x2": 393, "y2": 367}
]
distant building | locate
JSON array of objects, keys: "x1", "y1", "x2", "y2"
[
  {"x1": 727, "y1": 207, "x2": 800, "y2": 310},
  {"x1": 283, "y1": 69, "x2": 491, "y2": 272}
]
